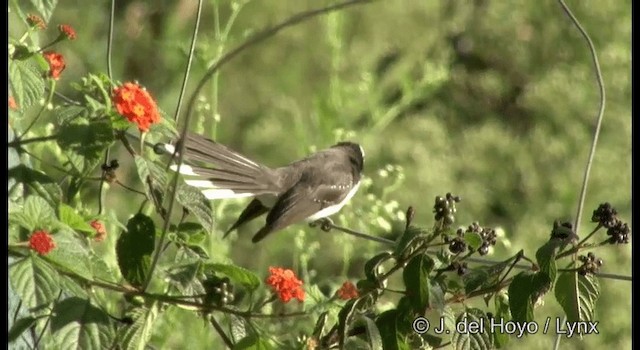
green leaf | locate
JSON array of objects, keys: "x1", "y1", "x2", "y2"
[
  {"x1": 233, "y1": 334, "x2": 274, "y2": 350},
  {"x1": 493, "y1": 291, "x2": 511, "y2": 348},
  {"x1": 116, "y1": 214, "x2": 156, "y2": 288},
  {"x1": 8, "y1": 316, "x2": 38, "y2": 343},
  {"x1": 9, "y1": 195, "x2": 57, "y2": 231},
  {"x1": 354, "y1": 315, "x2": 383, "y2": 350},
  {"x1": 463, "y1": 232, "x2": 483, "y2": 251},
  {"x1": 117, "y1": 303, "x2": 161, "y2": 350},
  {"x1": 167, "y1": 262, "x2": 205, "y2": 297},
  {"x1": 89, "y1": 253, "x2": 118, "y2": 283},
  {"x1": 55, "y1": 105, "x2": 86, "y2": 124},
  {"x1": 28, "y1": 0, "x2": 59, "y2": 21},
  {"x1": 535, "y1": 239, "x2": 561, "y2": 287},
  {"x1": 176, "y1": 183, "x2": 215, "y2": 234},
  {"x1": 375, "y1": 309, "x2": 410, "y2": 350},
  {"x1": 134, "y1": 156, "x2": 168, "y2": 202},
  {"x1": 451, "y1": 308, "x2": 493, "y2": 350},
  {"x1": 9, "y1": 255, "x2": 61, "y2": 309},
  {"x1": 45, "y1": 229, "x2": 93, "y2": 280},
  {"x1": 203, "y1": 263, "x2": 261, "y2": 291},
  {"x1": 462, "y1": 253, "x2": 520, "y2": 294},
  {"x1": 9, "y1": 60, "x2": 45, "y2": 112},
  {"x1": 57, "y1": 120, "x2": 115, "y2": 175},
  {"x1": 8, "y1": 165, "x2": 63, "y2": 208},
  {"x1": 337, "y1": 299, "x2": 359, "y2": 348},
  {"x1": 58, "y1": 204, "x2": 95, "y2": 233},
  {"x1": 229, "y1": 315, "x2": 248, "y2": 343},
  {"x1": 402, "y1": 254, "x2": 433, "y2": 313},
  {"x1": 364, "y1": 251, "x2": 393, "y2": 283},
  {"x1": 393, "y1": 226, "x2": 425, "y2": 258},
  {"x1": 508, "y1": 271, "x2": 551, "y2": 323},
  {"x1": 49, "y1": 297, "x2": 115, "y2": 350},
  {"x1": 554, "y1": 271, "x2": 600, "y2": 323}
]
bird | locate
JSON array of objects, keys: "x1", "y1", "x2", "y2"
[{"x1": 157, "y1": 133, "x2": 364, "y2": 243}]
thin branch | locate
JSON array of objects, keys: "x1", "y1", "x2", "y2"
[
  {"x1": 173, "y1": 0, "x2": 203, "y2": 124},
  {"x1": 209, "y1": 315, "x2": 234, "y2": 348},
  {"x1": 557, "y1": 0, "x2": 606, "y2": 237}
]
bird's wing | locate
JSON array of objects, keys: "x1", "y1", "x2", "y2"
[{"x1": 251, "y1": 171, "x2": 356, "y2": 243}]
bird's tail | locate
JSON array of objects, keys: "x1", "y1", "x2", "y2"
[{"x1": 159, "y1": 133, "x2": 280, "y2": 199}]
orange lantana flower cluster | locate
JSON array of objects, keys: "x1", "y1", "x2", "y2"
[
  {"x1": 265, "y1": 267, "x2": 305, "y2": 303},
  {"x1": 112, "y1": 82, "x2": 161, "y2": 132},
  {"x1": 29, "y1": 230, "x2": 56, "y2": 255},
  {"x1": 58, "y1": 24, "x2": 76, "y2": 40},
  {"x1": 336, "y1": 281, "x2": 359, "y2": 300},
  {"x1": 90, "y1": 220, "x2": 107, "y2": 242},
  {"x1": 42, "y1": 51, "x2": 66, "y2": 80}
]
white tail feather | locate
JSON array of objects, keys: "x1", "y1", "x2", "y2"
[{"x1": 201, "y1": 189, "x2": 256, "y2": 200}]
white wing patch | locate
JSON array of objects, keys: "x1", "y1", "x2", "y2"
[
  {"x1": 169, "y1": 164, "x2": 199, "y2": 176},
  {"x1": 306, "y1": 182, "x2": 360, "y2": 221}
]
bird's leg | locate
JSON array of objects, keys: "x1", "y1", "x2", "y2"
[{"x1": 309, "y1": 217, "x2": 334, "y2": 232}]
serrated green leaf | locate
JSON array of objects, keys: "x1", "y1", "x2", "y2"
[
  {"x1": 117, "y1": 303, "x2": 161, "y2": 350},
  {"x1": 89, "y1": 253, "x2": 118, "y2": 283},
  {"x1": 337, "y1": 299, "x2": 359, "y2": 348},
  {"x1": 8, "y1": 164, "x2": 63, "y2": 208},
  {"x1": 451, "y1": 308, "x2": 493, "y2": 350},
  {"x1": 393, "y1": 226, "x2": 424, "y2": 258},
  {"x1": 9, "y1": 195, "x2": 57, "y2": 231},
  {"x1": 58, "y1": 204, "x2": 95, "y2": 233},
  {"x1": 535, "y1": 239, "x2": 561, "y2": 287},
  {"x1": 229, "y1": 314, "x2": 248, "y2": 343},
  {"x1": 45, "y1": 229, "x2": 93, "y2": 280},
  {"x1": 57, "y1": 120, "x2": 115, "y2": 175},
  {"x1": 508, "y1": 271, "x2": 550, "y2": 324},
  {"x1": 29, "y1": 0, "x2": 58, "y2": 21},
  {"x1": 233, "y1": 334, "x2": 274, "y2": 350},
  {"x1": 204, "y1": 263, "x2": 261, "y2": 291},
  {"x1": 355, "y1": 315, "x2": 383, "y2": 350},
  {"x1": 9, "y1": 255, "x2": 61, "y2": 309},
  {"x1": 134, "y1": 156, "x2": 167, "y2": 205},
  {"x1": 402, "y1": 254, "x2": 433, "y2": 313},
  {"x1": 463, "y1": 253, "x2": 520, "y2": 294},
  {"x1": 493, "y1": 291, "x2": 511, "y2": 348},
  {"x1": 55, "y1": 105, "x2": 86, "y2": 124},
  {"x1": 167, "y1": 262, "x2": 205, "y2": 298},
  {"x1": 49, "y1": 297, "x2": 114, "y2": 350},
  {"x1": 8, "y1": 316, "x2": 38, "y2": 343},
  {"x1": 58, "y1": 274, "x2": 89, "y2": 298},
  {"x1": 554, "y1": 271, "x2": 600, "y2": 323},
  {"x1": 176, "y1": 184, "x2": 214, "y2": 234},
  {"x1": 376, "y1": 309, "x2": 410, "y2": 350},
  {"x1": 116, "y1": 214, "x2": 156, "y2": 288},
  {"x1": 9, "y1": 60, "x2": 45, "y2": 112},
  {"x1": 364, "y1": 251, "x2": 393, "y2": 283}
]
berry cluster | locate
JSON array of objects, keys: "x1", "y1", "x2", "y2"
[
  {"x1": 607, "y1": 221, "x2": 630, "y2": 245},
  {"x1": 577, "y1": 252, "x2": 603, "y2": 276},
  {"x1": 591, "y1": 203, "x2": 630, "y2": 244},
  {"x1": 433, "y1": 193, "x2": 461, "y2": 226},
  {"x1": 202, "y1": 276, "x2": 235, "y2": 306},
  {"x1": 591, "y1": 203, "x2": 618, "y2": 228},
  {"x1": 445, "y1": 229, "x2": 467, "y2": 254},
  {"x1": 465, "y1": 222, "x2": 497, "y2": 256}
]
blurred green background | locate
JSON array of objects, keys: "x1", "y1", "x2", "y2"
[{"x1": 11, "y1": 0, "x2": 631, "y2": 348}]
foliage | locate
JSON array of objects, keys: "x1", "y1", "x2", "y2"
[{"x1": 8, "y1": 0, "x2": 630, "y2": 349}]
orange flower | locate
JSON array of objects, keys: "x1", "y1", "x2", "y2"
[
  {"x1": 90, "y1": 220, "x2": 107, "y2": 242},
  {"x1": 8, "y1": 96, "x2": 18, "y2": 110},
  {"x1": 336, "y1": 281, "x2": 359, "y2": 300},
  {"x1": 112, "y1": 82, "x2": 161, "y2": 132},
  {"x1": 265, "y1": 267, "x2": 305, "y2": 303},
  {"x1": 42, "y1": 51, "x2": 66, "y2": 80},
  {"x1": 27, "y1": 14, "x2": 46, "y2": 30},
  {"x1": 58, "y1": 24, "x2": 76, "y2": 40},
  {"x1": 29, "y1": 230, "x2": 56, "y2": 255}
]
